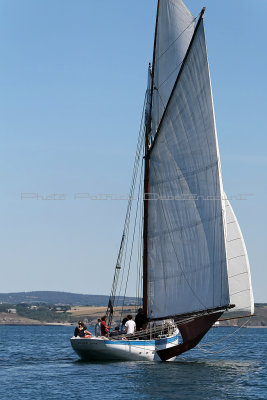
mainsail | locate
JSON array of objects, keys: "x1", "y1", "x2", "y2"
[
  {"x1": 224, "y1": 196, "x2": 254, "y2": 317},
  {"x1": 147, "y1": 11, "x2": 230, "y2": 321}
]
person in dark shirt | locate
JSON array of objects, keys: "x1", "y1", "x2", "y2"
[
  {"x1": 135, "y1": 308, "x2": 148, "y2": 331},
  {"x1": 110, "y1": 326, "x2": 120, "y2": 337},
  {"x1": 121, "y1": 317, "x2": 128, "y2": 333},
  {"x1": 77, "y1": 322, "x2": 92, "y2": 338},
  {"x1": 78, "y1": 326, "x2": 85, "y2": 337},
  {"x1": 100, "y1": 316, "x2": 111, "y2": 337},
  {"x1": 74, "y1": 320, "x2": 83, "y2": 337}
]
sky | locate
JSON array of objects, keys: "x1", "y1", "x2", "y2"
[{"x1": 0, "y1": 0, "x2": 266, "y2": 302}]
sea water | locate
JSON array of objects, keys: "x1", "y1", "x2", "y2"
[{"x1": 0, "y1": 325, "x2": 266, "y2": 399}]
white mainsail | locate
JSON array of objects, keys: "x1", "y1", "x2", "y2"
[
  {"x1": 147, "y1": 18, "x2": 230, "y2": 320},
  {"x1": 152, "y1": 0, "x2": 195, "y2": 138},
  {"x1": 224, "y1": 197, "x2": 254, "y2": 316}
]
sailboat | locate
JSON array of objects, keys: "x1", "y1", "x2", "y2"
[{"x1": 70, "y1": 0, "x2": 254, "y2": 362}]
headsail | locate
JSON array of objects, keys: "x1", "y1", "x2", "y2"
[
  {"x1": 224, "y1": 196, "x2": 254, "y2": 317},
  {"x1": 147, "y1": 14, "x2": 230, "y2": 320},
  {"x1": 152, "y1": 0, "x2": 195, "y2": 138}
]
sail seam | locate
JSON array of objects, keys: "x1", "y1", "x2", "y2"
[
  {"x1": 148, "y1": 213, "x2": 223, "y2": 239},
  {"x1": 228, "y1": 254, "x2": 246, "y2": 261},
  {"x1": 150, "y1": 160, "x2": 218, "y2": 186},
  {"x1": 230, "y1": 289, "x2": 251, "y2": 296},
  {"x1": 148, "y1": 261, "x2": 226, "y2": 282},
  {"x1": 227, "y1": 237, "x2": 242, "y2": 243},
  {"x1": 229, "y1": 271, "x2": 249, "y2": 279}
]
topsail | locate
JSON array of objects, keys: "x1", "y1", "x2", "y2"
[{"x1": 152, "y1": 0, "x2": 195, "y2": 138}]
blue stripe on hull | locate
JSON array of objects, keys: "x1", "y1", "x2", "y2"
[{"x1": 104, "y1": 334, "x2": 178, "y2": 346}]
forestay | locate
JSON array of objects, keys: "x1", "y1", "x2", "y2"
[
  {"x1": 152, "y1": 0, "x2": 195, "y2": 138},
  {"x1": 147, "y1": 19, "x2": 230, "y2": 320},
  {"x1": 224, "y1": 197, "x2": 254, "y2": 316}
]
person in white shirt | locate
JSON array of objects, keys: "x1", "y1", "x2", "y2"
[{"x1": 125, "y1": 315, "x2": 136, "y2": 335}]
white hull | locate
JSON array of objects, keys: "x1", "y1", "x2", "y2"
[{"x1": 70, "y1": 330, "x2": 179, "y2": 362}]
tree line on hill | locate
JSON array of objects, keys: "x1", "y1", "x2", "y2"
[
  {"x1": 0, "y1": 291, "x2": 137, "y2": 306},
  {"x1": 0, "y1": 302, "x2": 73, "y2": 323}
]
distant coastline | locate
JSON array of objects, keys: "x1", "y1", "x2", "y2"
[
  {"x1": 0, "y1": 290, "x2": 137, "y2": 307},
  {"x1": 0, "y1": 291, "x2": 266, "y2": 327}
]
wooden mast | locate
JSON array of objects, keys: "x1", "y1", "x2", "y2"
[{"x1": 143, "y1": 0, "x2": 160, "y2": 317}]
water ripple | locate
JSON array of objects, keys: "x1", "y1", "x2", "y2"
[{"x1": 0, "y1": 326, "x2": 266, "y2": 400}]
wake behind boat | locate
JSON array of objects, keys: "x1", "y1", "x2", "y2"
[{"x1": 71, "y1": 0, "x2": 254, "y2": 362}]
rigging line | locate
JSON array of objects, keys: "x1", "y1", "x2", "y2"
[
  {"x1": 200, "y1": 318, "x2": 251, "y2": 347},
  {"x1": 115, "y1": 90, "x2": 148, "y2": 313},
  {"x1": 109, "y1": 234, "x2": 127, "y2": 307},
  {"x1": 197, "y1": 317, "x2": 251, "y2": 354},
  {"x1": 110, "y1": 94, "x2": 147, "y2": 315},
  {"x1": 156, "y1": 14, "x2": 198, "y2": 62},
  {"x1": 120, "y1": 158, "x2": 144, "y2": 321},
  {"x1": 154, "y1": 87, "x2": 166, "y2": 110},
  {"x1": 150, "y1": 163, "x2": 207, "y2": 309},
  {"x1": 157, "y1": 60, "x2": 183, "y2": 89},
  {"x1": 117, "y1": 113, "x2": 145, "y2": 226},
  {"x1": 150, "y1": 87, "x2": 166, "y2": 140},
  {"x1": 116, "y1": 139, "x2": 144, "y2": 308},
  {"x1": 116, "y1": 160, "x2": 144, "y2": 314}
]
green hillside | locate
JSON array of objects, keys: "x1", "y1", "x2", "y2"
[{"x1": 0, "y1": 291, "x2": 137, "y2": 306}]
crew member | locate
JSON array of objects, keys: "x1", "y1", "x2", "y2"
[{"x1": 125, "y1": 315, "x2": 136, "y2": 335}]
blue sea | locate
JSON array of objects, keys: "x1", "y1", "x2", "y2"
[{"x1": 0, "y1": 325, "x2": 266, "y2": 399}]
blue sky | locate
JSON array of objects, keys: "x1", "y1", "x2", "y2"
[{"x1": 0, "y1": 0, "x2": 266, "y2": 302}]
